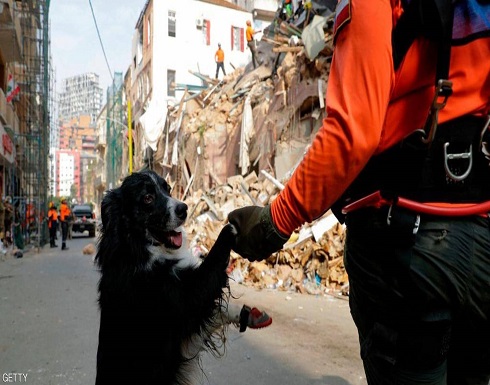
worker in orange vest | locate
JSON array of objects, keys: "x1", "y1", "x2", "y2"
[
  {"x1": 245, "y1": 20, "x2": 261, "y2": 69},
  {"x1": 215, "y1": 43, "x2": 226, "y2": 79},
  {"x1": 229, "y1": 1, "x2": 490, "y2": 383},
  {"x1": 47, "y1": 202, "x2": 58, "y2": 248},
  {"x1": 59, "y1": 198, "x2": 71, "y2": 250}
]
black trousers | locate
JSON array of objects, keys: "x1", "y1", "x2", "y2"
[
  {"x1": 49, "y1": 220, "x2": 57, "y2": 245},
  {"x1": 61, "y1": 221, "x2": 68, "y2": 242},
  {"x1": 215, "y1": 62, "x2": 226, "y2": 78},
  {"x1": 345, "y1": 208, "x2": 490, "y2": 384},
  {"x1": 247, "y1": 40, "x2": 259, "y2": 68}
]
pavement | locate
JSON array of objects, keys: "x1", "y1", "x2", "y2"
[{"x1": 0, "y1": 234, "x2": 367, "y2": 385}]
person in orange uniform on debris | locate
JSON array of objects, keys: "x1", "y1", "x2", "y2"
[
  {"x1": 215, "y1": 43, "x2": 226, "y2": 79},
  {"x1": 245, "y1": 20, "x2": 261, "y2": 69},
  {"x1": 229, "y1": 1, "x2": 490, "y2": 383},
  {"x1": 48, "y1": 202, "x2": 58, "y2": 248},
  {"x1": 59, "y1": 198, "x2": 71, "y2": 250}
]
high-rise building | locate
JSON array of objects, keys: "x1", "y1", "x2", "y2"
[
  {"x1": 56, "y1": 115, "x2": 96, "y2": 203},
  {"x1": 58, "y1": 73, "x2": 103, "y2": 124},
  {"x1": 56, "y1": 73, "x2": 101, "y2": 204}
]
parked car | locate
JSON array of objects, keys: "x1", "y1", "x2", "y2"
[{"x1": 71, "y1": 204, "x2": 96, "y2": 237}]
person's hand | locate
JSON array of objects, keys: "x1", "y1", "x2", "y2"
[{"x1": 227, "y1": 205, "x2": 289, "y2": 262}]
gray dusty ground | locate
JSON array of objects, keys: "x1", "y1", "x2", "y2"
[{"x1": 0, "y1": 235, "x2": 367, "y2": 385}]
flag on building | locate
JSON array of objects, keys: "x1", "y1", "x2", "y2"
[{"x1": 6, "y1": 73, "x2": 20, "y2": 103}]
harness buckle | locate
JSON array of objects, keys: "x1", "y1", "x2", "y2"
[
  {"x1": 443, "y1": 143, "x2": 473, "y2": 182},
  {"x1": 386, "y1": 205, "x2": 421, "y2": 235},
  {"x1": 415, "y1": 79, "x2": 453, "y2": 145}
]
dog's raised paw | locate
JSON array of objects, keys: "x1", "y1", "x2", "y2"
[
  {"x1": 219, "y1": 223, "x2": 237, "y2": 246},
  {"x1": 207, "y1": 223, "x2": 237, "y2": 262},
  {"x1": 224, "y1": 223, "x2": 238, "y2": 236}
]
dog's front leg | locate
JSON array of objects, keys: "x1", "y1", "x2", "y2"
[
  {"x1": 201, "y1": 223, "x2": 236, "y2": 271},
  {"x1": 188, "y1": 224, "x2": 236, "y2": 320}
]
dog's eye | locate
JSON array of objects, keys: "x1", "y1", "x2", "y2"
[{"x1": 143, "y1": 194, "x2": 154, "y2": 204}]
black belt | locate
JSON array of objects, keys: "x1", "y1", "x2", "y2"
[
  {"x1": 332, "y1": 116, "x2": 490, "y2": 222},
  {"x1": 348, "y1": 116, "x2": 490, "y2": 203}
]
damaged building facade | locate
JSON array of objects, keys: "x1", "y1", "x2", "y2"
[
  {"x1": 108, "y1": 0, "x2": 335, "y2": 195},
  {"x1": 128, "y1": 0, "x2": 275, "y2": 179}
]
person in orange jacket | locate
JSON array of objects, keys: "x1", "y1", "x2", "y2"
[
  {"x1": 229, "y1": 1, "x2": 490, "y2": 383},
  {"x1": 245, "y1": 20, "x2": 261, "y2": 69},
  {"x1": 215, "y1": 43, "x2": 226, "y2": 79},
  {"x1": 47, "y1": 202, "x2": 58, "y2": 248},
  {"x1": 59, "y1": 198, "x2": 71, "y2": 250}
]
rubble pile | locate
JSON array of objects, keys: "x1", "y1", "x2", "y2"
[
  {"x1": 226, "y1": 217, "x2": 348, "y2": 297},
  {"x1": 169, "y1": 4, "x2": 348, "y2": 297},
  {"x1": 184, "y1": 171, "x2": 348, "y2": 298}
]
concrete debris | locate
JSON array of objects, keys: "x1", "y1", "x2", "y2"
[{"x1": 302, "y1": 15, "x2": 329, "y2": 60}]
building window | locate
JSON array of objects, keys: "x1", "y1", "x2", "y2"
[
  {"x1": 231, "y1": 26, "x2": 244, "y2": 52},
  {"x1": 137, "y1": 23, "x2": 143, "y2": 65},
  {"x1": 167, "y1": 69, "x2": 176, "y2": 97},
  {"x1": 168, "y1": 10, "x2": 176, "y2": 37}
]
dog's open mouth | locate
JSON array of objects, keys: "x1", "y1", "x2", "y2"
[{"x1": 150, "y1": 229, "x2": 183, "y2": 249}]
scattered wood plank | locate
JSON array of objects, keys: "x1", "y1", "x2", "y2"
[{"x1": 272, "y1": 46, "x2": 304, "y2": 53}]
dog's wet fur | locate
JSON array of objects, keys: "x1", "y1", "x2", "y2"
[{"x1": 95, "y1": 170, "x2": 235, "y2": 385}]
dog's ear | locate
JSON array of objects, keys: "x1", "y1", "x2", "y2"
[
  {"x1": 163, "y1": 179, "x2": 172, "y2": 194},
  {"x1": 101, "y1": 188, "x2": 123, "y2": 233},
  {"x1": 96, "y1": 188, "x2": 124, "y2": 270}
]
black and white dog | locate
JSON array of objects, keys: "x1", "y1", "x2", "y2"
[{"x1": 95, "y1": 170, "x2": 236, "y2": 385}]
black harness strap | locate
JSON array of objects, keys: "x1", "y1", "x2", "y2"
[
  {"x1": 392, "y1": 0, "x2": 454, "y2": 84},
  {"x1": 433, "y1": 0, "x2": 454, "y2": 86}
]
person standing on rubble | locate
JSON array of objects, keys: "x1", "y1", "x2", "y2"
[
  {"x1": 215, "y1": 43, "x2": 226, "y2": 79},
  {"x1": 245, "y1": 20, "x2": 261, "y2": 69},
  {"x1": 229, "y1": 1, "x2": 490, "y2": 383}
]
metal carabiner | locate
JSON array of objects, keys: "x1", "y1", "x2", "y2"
[
  {"x1": 443, "y1": 143, "x2": 473, "y2": 182},
  {"x1": 418, "y1": 79, "x2": 453, "y2": 145}
]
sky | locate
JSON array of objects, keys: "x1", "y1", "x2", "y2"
[{"x1": 50, "y1": 0, "x2": 148, "y2": 95}]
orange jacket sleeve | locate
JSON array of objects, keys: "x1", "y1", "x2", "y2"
[
  {"x1": 271, "y1": 0, "x2": 490, "y2": 236},
  {"x1": 271, "y1": 0, "x2": 395, "y2": 235}
]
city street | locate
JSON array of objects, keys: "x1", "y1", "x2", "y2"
[{"x1": 0, "y1": 235, "x2": 367, "y2": 385}]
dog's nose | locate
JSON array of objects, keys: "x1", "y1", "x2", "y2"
[{"x1": 175, "y1": 203, "x2": 188, "y2": 220}]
